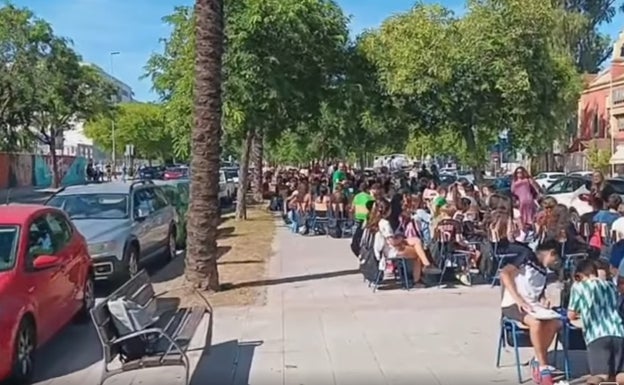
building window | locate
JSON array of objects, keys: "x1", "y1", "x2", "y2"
[
  {"x1": 614, "y1": 88, "x2": 624, "y2": 105},
  {"x1": 593, "y1": 113, "x2": 601, "y2": 137},
  {"x1": 617, "y1": 116, "x2": 624, "y2": 132}
]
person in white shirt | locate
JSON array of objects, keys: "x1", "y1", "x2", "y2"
[
  {"x1": 500, "y1": 240, "x2": 562, "y2": 383},
  {"x1": 368, "y1": 199, "x2": 431, "y2": 285}
]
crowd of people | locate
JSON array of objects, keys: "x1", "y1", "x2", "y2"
[{"x1": 269, "y1": 162, "x2": 624, "y2": 385}]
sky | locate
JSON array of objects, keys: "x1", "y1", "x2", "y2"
[{"x1": 13, "y1": 0, "x2": 624, "y2": 102}]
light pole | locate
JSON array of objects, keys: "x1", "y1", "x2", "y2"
[{"x1": 110, "y1": 51, "x2": 120, "y2": 167}]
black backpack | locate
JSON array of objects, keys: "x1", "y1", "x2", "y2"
[{"x1": 359, "y1": 230, "x2": 379, "y2": 282}]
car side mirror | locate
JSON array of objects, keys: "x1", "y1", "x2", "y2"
[{"x1": 33, "y1": 255, "x2": 62, "y2": 270}]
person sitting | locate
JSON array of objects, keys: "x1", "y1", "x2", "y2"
[
  {"x1": 568, "y1": 259, "x2": 624, "y2": 385},
  {"x1": 369, "y1": 199, "x2": 431, "y2": 287},
  {"x1": 499, "y1": 240, "x2": 562, "y2": 385},
  {"x1": 432, "y1": 203, "x2": 476, "y2": 285},
  {"x1": 594, "y1": 193, "x2": 622, "y2": 230}
]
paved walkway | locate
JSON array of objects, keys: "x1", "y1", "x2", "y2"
[{"x1": 32, "y1": 222, "x2": 588, "y2": 385}]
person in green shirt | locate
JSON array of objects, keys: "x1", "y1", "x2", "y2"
[
  {"x1": 568, "y1": 259, "x2": 624, "y2": 385},
  {"x1": 352, "y1": 182, "x2": 374, "y2": 223},
  {"x1": 332, "y1": 163, "x2": 346, "y2": 191}
]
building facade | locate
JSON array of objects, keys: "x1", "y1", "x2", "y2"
[
  {"x1": 573, "y1": 31, "x2": 624, "y2": 171},
  {"x1": 36, "y1": 63, "x2": 134, "y2": 162}
]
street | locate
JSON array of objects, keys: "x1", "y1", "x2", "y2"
[{"x1": 23, "y1": 220, "x2": 587, "y2": 385}]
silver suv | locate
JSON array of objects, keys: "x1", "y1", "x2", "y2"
[{"x1": 46, "y1": 180, "x2": 178, "y2": 283}]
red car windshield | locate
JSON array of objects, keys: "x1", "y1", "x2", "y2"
[{"x1": 0, "y1": 226, "x2": 19, "y2": 272}]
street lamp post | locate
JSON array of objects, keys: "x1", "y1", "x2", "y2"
[{"x1": 110, "y1": 51, "x2": 120, "y2": 167}]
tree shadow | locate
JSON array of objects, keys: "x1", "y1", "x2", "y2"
[
  {"x1": 190, "y1": 340, "x2": 262, "y2": 385},
  {"x1": 151, "y1": 247, "x2": 231, "y2": 283},
  {"x1": 217, "y1": 226, "x2": 235, "y2": 238},
  {"x1": 221, "y1": 268, "x2": 360, "y2": 290}
]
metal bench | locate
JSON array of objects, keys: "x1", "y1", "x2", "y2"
[{"x1": 90, "y1": 270, "x2": 213, "y2": 385}]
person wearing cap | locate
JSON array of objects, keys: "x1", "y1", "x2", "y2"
[{"x1": 499, "y1": 240, "x2": 562, "y2": 385}]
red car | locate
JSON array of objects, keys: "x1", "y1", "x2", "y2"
[
  {"x1": 0, "y1": 205, "x2": 94, "y2": 384},
  {"x1": 163, "y1": 167, "x2": 188, "y2": 180}
]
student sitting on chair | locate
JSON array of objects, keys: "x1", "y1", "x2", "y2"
[
  {"x1": 369, "y1": 199, "x2": 431, "y2": 287},
  {"x1": 568, "y1": 259, "x2": 624, "y2": 385},
  {"x1": 499, "y1": 240, "x2": 562, "y2": 385}
]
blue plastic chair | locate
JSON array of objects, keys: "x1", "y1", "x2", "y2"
[
  {"x1": 496, "y1": 317, "x2": 531, "y2": 383},
  {"x1": 371, "y1": 257, "x2": 410, "y2": 292},
  {"x1": 496, "y1": 316, "x2": 570, "y2": 383},
  {"x1": 489, "y1": 234, "x2": 517, "y2": 286}
]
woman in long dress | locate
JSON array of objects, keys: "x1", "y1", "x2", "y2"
[{"x1": 511, "y1": 167, "x2": 540, "y2": 228}]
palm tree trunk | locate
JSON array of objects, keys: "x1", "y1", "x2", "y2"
[
  {"x1": 251, "y1": 129, "x2": 263, "y2": 202},
  {"x1": 235, "y1": 128, "x2": 254, "y2": 220},
  {"x1": 185, "y1": 0, "x2": 223, "y2": 291}
]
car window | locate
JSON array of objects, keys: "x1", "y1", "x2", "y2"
[
  {"x1": 609, "y1": 180, "x2": 624, "y2": 194},
  {"x1": 161, "y1": 186, "x2": 178, "y2": 205},
  {"x1": 535, "y1": 173, "x2": 546, "y2": 179},
  {"x1": 152, "y1": 187, "x2": 170, "y2": 210},
  {"x1": 546, "y1": 178, "x2": 574, "y2": 194},
  {"x1": 178, "y1": 183, "x2": 190, "y2": 205},
  {"x1": 568, "y1": 178, "x2": 585, "y2": 192},
  {"x1": 46, "y1": 213, "x2": 72, "y2": 250},
  {"x1": 47, "y1": 193, "x2": 129, "y2": 219},
  {"x1": 0, "y1": 226, "x2": 19, "y2": 272},
  {"x1": 546, "y1": 178, "x2": 572, "y2": 194},
  {"x1": 133, "y1": 189, "x2": 154, "y2": 216},
  {"x1": 27, "y1": 216, "x2": 56, "y2": 264}
]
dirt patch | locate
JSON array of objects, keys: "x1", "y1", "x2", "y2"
[{"x1": 151, "y1": 205, "x2": 276, "y2": 308}]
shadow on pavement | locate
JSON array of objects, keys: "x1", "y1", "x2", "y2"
[
  {"x1": 149, "y1": 246, "x2": 231, "y2": 284},
  {"x1": 190, "y1": 339, "x2": 262, "y2": 385},
  {"x1": 32, "y1": 323, "x2": 101, "y2": 383},
  {"x1": 222, "y1": 268, "x2": 360, "y2": 290}
]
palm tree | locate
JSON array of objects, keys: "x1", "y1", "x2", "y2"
[{"x1": 184, "y1": 0, "x2": 223, "y2": 290}]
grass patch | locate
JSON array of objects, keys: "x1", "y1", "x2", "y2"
[{"x1": 151, "y1": 205, "x2": 276, "y2": 308}]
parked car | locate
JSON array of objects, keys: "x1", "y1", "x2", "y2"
[
  {"x1": 534, "y1": 172, "x2": 565, "y2": 189},
  {"x1": 163, "y1": 166, "x2": 189, "y2": 180},
  {"x1": 544, "y1": 176, "x2": 624, "y2": 222},
  {"x1": 567, "y1": 170, "x2": 593, "y2": 178},
  {"x1": 219, "y1": 169, "x2": 236, "y2": 205},
  {"x1": 45, "y1": 181, "x2": 178, "y2": 283},
  {"x1": 138, "y1": 166, "x2": 164, "y2": 180},
  {"x1": 438, "y1": 173, "x2": 457, "y2": 187},
  {"x1": 153, "y1": 180, "x2": 189, "y2": 248},
  {"x1": 0, "y1": 204, "x2": 94, "y2": 384}
]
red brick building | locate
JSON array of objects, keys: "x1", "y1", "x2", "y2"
[{"x1": 572, "y1": 33, "x2": 624, "y2": 170}]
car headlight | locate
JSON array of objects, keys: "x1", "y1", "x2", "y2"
[{"x1": 88, "y1": 241, "x2": 117, "y2": 256}]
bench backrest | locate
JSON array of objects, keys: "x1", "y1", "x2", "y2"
[{"x1": 91, "y1": 270, "x2": 155, "y2": 363}]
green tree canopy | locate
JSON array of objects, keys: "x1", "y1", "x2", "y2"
[
  {"x1": 360, "y1": 0, "x2": 581, "y2": 177},
  {"x1": 85, "y1": 102, "x2": 171, "y2": 161}
]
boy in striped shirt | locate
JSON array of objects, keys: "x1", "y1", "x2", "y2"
[{"x1": 568, "y1": 259, "x2": 624, "y2": 385}]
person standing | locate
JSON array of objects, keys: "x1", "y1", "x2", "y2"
[
  {"x1": 591, "y1": 170, "x2": 616, "y2": 209},
  {"x1": 511, "y1": 167, "x2": 540, "y2": 228},
  {"x1": 332, "y1": 163, "x2": 346, "y2": 191}
]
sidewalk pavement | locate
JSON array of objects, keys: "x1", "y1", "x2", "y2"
[{"x1": 32, "y1": 221, "x2": 586, "y2": 385}]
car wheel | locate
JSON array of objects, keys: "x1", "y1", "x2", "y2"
[
  {"x1": 165, "y1": 227, "x2": 176, "y2": 261},
  {"x1": 120, "y1": 245, "x2": 139, "y2": 282},
  {"x1": 75, "y1": 274, "x2": 95, "y2": 323},
  {"x1": 10, "y1": 319, "x2": 36, "y2": 384}
]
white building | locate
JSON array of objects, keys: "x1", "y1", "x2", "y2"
[{"x1": 36, "y1": 63, "x2": 134, "y2": 161}]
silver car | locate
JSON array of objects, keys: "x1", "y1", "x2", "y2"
[{"x1": 46, "y1": 180, "x2": 178, "y2": 283}]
